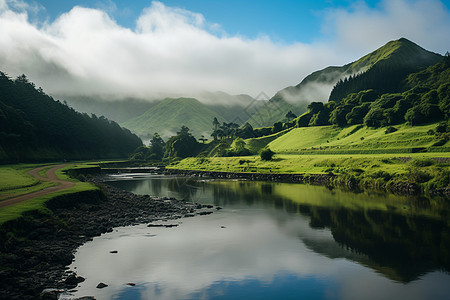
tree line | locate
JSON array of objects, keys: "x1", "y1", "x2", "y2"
[
  {"x1": 132, "y1": 110, "x2": 299, "y2": 163},
  {"x1": 297, "y1": 56, "x2": 449, "y2": 129},
  {"x1": 0, "y1": 72, "x2": 142, "y2": 162}
]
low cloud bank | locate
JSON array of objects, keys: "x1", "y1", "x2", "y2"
[{"x1": 0, "y1": 0, "x2": 448, "y2": 101}]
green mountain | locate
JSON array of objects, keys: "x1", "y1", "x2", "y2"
[
  {"x1": 293, "y1": 55, "x2": 449, "y2": 129},
  {"x1": 0, "y1": 73, "x2": 142, "y2": 163},
  {"x1": 121, "y1": 97, "x2": 226, "y2": 140},
  {"x1": 248, "y1": 38, "x2": 443, "y2": 127},
  {"x1": 329, "y1": 38, "x2": 443, "y2": 102},
  {"x1": 62, "y1": 96, "x2": 157, "y2": 123},
  {"x1": 199, "y1": 91, "x2": 257, "y2": 124},
  {"x1": 63, "y1": 92, "x2": 255, "y2": 129}
]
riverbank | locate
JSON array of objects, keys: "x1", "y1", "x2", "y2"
[
  {"x1": 0, "y1": 177, "x2": 218, "y2": 300},
  {"x1": 164, "y1": 161, "x2": 449, "y2": 198}
]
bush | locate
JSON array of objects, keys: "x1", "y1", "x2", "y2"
[
  {"x1": 436, "y1": 122, "x2": 448, "y2": 133},
  {"x1": 385, "y1": 126, "x2": 398, "y2": 134},
  {"x1": 364, "y1": 107, "x2": 385, "y2": 127},
  {"x1": 260, "y1": 148, "x2": 275, "y2": 161},
  {"x1": 432, "y1": 139, "x2": 448, "y2": 147},
  {"x1": 409, "y1": 158, "x2": 435, "y2": 167},
  {"x1": 407, "y1": 168, "x2": 432, "y2": 183},
  {"x1": 297, "y1": 112, "x2": 313, "y2": 127},
  {"x1": 346, "y1": 103, "x2": 371, "y2": 125}
]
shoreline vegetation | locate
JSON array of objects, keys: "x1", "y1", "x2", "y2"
[{"x1": 165, "y1": 153, "x2": 449, "y2": 198}]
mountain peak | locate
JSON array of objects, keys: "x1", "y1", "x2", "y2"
[{"x1": 251, "y1": 38, "x2": 443, "y2": 126}]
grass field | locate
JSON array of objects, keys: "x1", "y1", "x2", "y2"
[
  {"x1": 0, "y1": 164, "x2": 59, "y2": 201},
  {"x1": 170, "y1": 152, "x2": 449, "y2": 174},
  {"x1": 0, "y1": 162, "x2": 101, "y2": 225},
  {"x1": 266, "y1": 123, "x2": 448, "y2": 154},
  {"x1": 169, "y1": 123, "x2": 449, "y2": 193}
]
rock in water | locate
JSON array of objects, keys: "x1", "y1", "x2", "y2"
[
  {"x1": 65, "y1": 274, "x2": 85, "y2": 286},
  {"x1": 96, "y1": 282, "x2": 108, "y2": 289},
  {"x1": 40, "y1": 288, "x2": 64, "y2": 300}
]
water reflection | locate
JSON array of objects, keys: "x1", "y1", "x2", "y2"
[{"x1": 68, "y1": 175, "x2": 450, "y2": 299}]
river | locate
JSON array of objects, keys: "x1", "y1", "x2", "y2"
[{"x1": 65, "y1": 174, "x2": 450, "y2": 300}]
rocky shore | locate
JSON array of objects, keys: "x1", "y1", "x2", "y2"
[{"x1": 0, "y1": 177, "x2": 218, "y2": 300}]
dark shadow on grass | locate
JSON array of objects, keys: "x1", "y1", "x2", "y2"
[{"x1": 270, "y1": 158, "x2": 284, "y2": 162}]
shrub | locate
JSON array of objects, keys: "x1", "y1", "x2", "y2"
[
  {"x1": 432, "y1": 138, "x2": 448, "y2": 147},
  {"x1": 385, "y1": 126, "x2": 398, "y2": 134},
  {"x1": 407, "y1": 168, "x2": 432, "y2": 183},
  {"x1": 297, "y1": 112, "x2": 313, "y2": 127},
  {"x1": 260, "y1": 148, "x2": 275, "y2": 161},
  {"x1": 409, "y1": 158, "x2": 435, "y2": 167},
  {"x1": 346, "y1": 103, "x2": 371, "y2": 125},
  {"x1": 364, "y1": 107, "x2": 385, "y2": 127},
  {"x1": 239, "y1": 159, "x2": 250, "y2": 165},
  {"x1": 436, "y1": 122, "x2": 448, "y2": 133}
]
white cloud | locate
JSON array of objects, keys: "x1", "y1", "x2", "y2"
[
  {"x1": 323, "y1": 0, "x2": 450, "y2": 57},
  {"x1": 0, "y1": 0, "x2": 448, "y2": 101}
]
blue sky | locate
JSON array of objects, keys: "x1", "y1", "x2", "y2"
[
  {"x1": 1, "y1": 0, "x2": 450, "y2": 98},
  {"x1": 33, "y1": 0, "x2": 396, "y2": 43}
]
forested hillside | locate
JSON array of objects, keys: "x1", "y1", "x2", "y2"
[
  {"x1": 0, "y1": 73, "x2": 142, "y2": 163},
  {"x1": 295, "y1": 55, "x2": 449, "y2": 129},
  {"x1": 248, "y1": 38, "x2": 443, "y2": 127},
  {"x1": 329, "y1": 38, "x2": 443, "y2": 103}
]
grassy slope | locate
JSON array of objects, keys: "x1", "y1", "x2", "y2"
[
  {"x1": 121, "y1": 98, "x2": 226, "y2": 139},
  {"x1": 171, "y1": 152, "x2": 448, "y2": 174},
  {"x1": 169, "y1": 123, "x2": 449, "y2": 192},
  {"x1": 268, "y1": 124, "x2": 448, "y2": 154},
  {"x1": 0, "y1": 163, "x2": 100, "y2": 225},
  {"x1": 245, "y1": 129, "x2": 292, "y2": 154}
]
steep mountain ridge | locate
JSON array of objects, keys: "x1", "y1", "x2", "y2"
[{"x1": 248, "y1": 38, "x2": 443, "y2": 127}]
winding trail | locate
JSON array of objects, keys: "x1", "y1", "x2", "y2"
[{"x1": 0, "y1": 164, "x2": 76, "y2": 208}]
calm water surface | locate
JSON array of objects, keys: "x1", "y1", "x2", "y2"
[{"x1": 66, "y1": 174, "x2": 450, "y2": 300}]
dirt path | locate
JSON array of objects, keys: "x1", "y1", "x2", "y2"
[{"x1": 0, "y1": 164, "x2": 76, "y2": 208}]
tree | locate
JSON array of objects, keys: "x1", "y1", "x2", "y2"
[
  {"x1": 346, "y1": 103, "x2": 371, "y2": 125},
  {"x1": 236, "y1": 122, "x2": 255, "y2": 139},
  {"x1": 150, "y1": 132, "x2": 165, "y2": 160},
  {"x1": 364, "y1": 107, "x2": 386, "y2": 127},
  {"x1": 329, "y1": 104, "x2": 352, "y2": 127},
  {"x1": 199, "y1": 135, "x2": 208, "y2": 144},
  {"x1": 212, "y1": 117, "x2": 220, "y2": 140},
  {"x1": 297, "y1": 112, "x2": 313, "y2": 127},
  {"x1": 234, "y1": 138, "x2": 246, "y2": 152},
  {"x1": 165, "y1": 126, "x2": 200, "y2": 159},
  {"x1": 308, "y1": 102, "x2": 324, "y2": 114},
  {"x1": 285, "y1": 110, "x2": 297, "y2": 121},
  {"x1": 309, "y1": 110, "x2": 331, "y2": 126},
  {"x1": 272, "y1": 121, "x2": 283, "y2": 133},
  {"x1": 260, "y1": 148, "x2": 275, "y2": 161}
]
